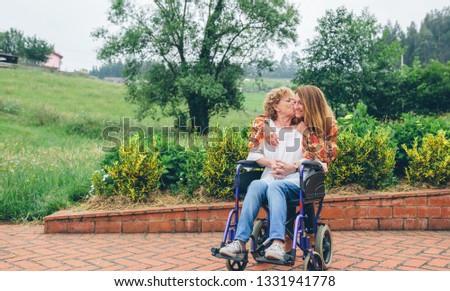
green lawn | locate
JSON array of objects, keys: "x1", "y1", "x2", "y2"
[
  {"x1": 0, "y1": 66, "x2": 277, "y2": 221},
  {"x1": 0, "y1": 67, "x2": 128, "y2": 119}
]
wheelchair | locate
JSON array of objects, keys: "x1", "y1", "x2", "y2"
[{"x1": 211, "y1": 159, "x2": 333, "y2": 271}]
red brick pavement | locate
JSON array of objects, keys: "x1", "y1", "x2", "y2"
[{"x1": 0, "y1": 224, "x2": 448, "y2": 271}]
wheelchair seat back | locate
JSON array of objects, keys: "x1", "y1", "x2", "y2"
[
  {"x1": 234, "y1": 170, "x2": 263, "y2": 199},
  {"x1": 302, "y1": 170, "x2": 326, "y2": 203}
]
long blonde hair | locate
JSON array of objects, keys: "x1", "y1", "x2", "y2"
[{"x1": 295, "y1": 85, "x2": 334, "y2": 137}]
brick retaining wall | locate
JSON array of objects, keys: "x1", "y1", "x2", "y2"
[{"x1": 44, "y1": 189, "x2": 450, "y2": 234}]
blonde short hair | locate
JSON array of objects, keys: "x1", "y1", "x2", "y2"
[{"x1": 263, "y1": 87, "x2": 294, "y2": 120}]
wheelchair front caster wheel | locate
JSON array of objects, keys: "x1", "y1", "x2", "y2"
[
  {"x1": 302, "y1": 251, "x2": 324, "y2": 271},
  {"x1": 315, "y1": 225, "x2": 333, "y2": 270},
  {"x1": 226, "y1": 259, "x2": 247, "y2": 271},
  {"x1": 252, "y1": 219, "x2": 269, "y2": 258}
]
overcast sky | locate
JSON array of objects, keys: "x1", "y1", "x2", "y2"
[{"x1": 0, "y1": 0, "x2": 448, "y2": 72}]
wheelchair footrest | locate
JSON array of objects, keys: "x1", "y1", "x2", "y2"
[
  {"x1": 211, "y1": 247, "x2": 248, "y2": 262},
  {"x1": 254, "y1": 253, "x2": 294, "y2": 266}
]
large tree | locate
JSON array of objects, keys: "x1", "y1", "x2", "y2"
[
  {"x1": 294, "y1": 6, "x2": 404, "y2": 117},
  {"x1": 93, "y1": 0, "x2": 299, "y2": 132}
]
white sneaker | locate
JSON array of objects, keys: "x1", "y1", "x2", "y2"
[
  {"x1": 219, "y1": 241, "x2": 245, "y2": 258},
  {"x1": 265, "y1": 243, "x2": 286, "y2": 260}
]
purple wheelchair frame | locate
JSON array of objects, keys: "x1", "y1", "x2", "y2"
[{"x1": 211, "y1": 159, "x2": 326, "y2": 269}]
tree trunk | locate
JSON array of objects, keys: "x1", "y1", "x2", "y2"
[{"x1": 187, "y1": 94, "x2": 210, "y2": 134}]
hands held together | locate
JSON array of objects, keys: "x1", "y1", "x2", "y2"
[{"x1": 269, "y1": 160, "x2": 296, "y2": 179}]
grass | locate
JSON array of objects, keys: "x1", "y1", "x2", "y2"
[
  {"x1": 0, "y1": 67, "x2": 131, "y2": 221},
  {"x1": 0, "y1": 67, "x2": 128, "y2": 119},
  {"x1": 0, "y1": 66, "x2": 281, "y2": 221}
]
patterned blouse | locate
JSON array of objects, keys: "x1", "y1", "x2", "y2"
[{"x1": 248, "y1": 114, "x2": 339, "y2": 164}]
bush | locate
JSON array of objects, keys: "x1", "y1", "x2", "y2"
[
  {"x1": 29, "y1": 105, "x2": 60, "y2": 126},
  {"x1": 403, "y1": 130, "x2": 450, "y2": 186},
  {"x1": 326, "y1": 127, "x2": 397, "y2": 190},
  {"x1": 177, "y1": 148, "x2": 206, "y2": 197},
  {"x1": 203, "y1": 127, "x2": 248, "y2": 198},
  {"x1": 92, "y1": 134, "x2": 164, "y2": 202},
  {"x1": 337, "y1": 103, "x2": 380, "y2": 138},
  {"x1": 90, "y1": 169, "x2": 116, "y2": 197},
  {"x1": 157, "y1": 138, "x2": 206, "y2": 197},
  {"x1": 388, "y1": 113, "x2": 450, "y2": 175},
  {"x1": 158, "y1": 143, "x2": 187, "y2": 188}
]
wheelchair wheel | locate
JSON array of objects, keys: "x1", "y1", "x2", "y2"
[
  {"x1": 302, "y1": 251, "x2": 324, "y2": 271},
  {"x1": 226, "y1": 259, "x2": 247, "y2": 271},
  {"x1": 315, "y1": 225, "x2": 333, "y2": 270},
  {"x1": 252, "y1": 219, "x2": 269, "y2": 257}
]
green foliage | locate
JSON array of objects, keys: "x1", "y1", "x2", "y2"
[
  {"x1": 327, "y1": 127, "x2": 397, "y2": 190},
  {"x1": 64, "y1": 114, "x2": 120, "y2": 140},
  {"x1": 337, "y1": 103, "x2": 380, "y2": 137},
  {"x1": 294, "y1": 6, "x2": 449, "y2": 119},
  {"x1": 403, "y1": 130, "x2": 450, "y2": 186},
  {"x1": 0, "y1": 28, "x2": 53, "y2": 62},
  {"x1": 90, "y1": 61, "x2": 125, "y2": 79},
  {"x1": 294, "y1": 6, "x2": 402, "y2": 112},
  {"x1": 157, "y1": 141, "x2": 205, "y2": 195},
  {"x1": 94, "y1": 0, "x2": 300, "y2": 132},
  {"x1": 28, "y1": 105, "x2": 60, "y2": 126},
  {"x1": 90, "y1": 169, "x2": 116, "y2": 197},
  {"x1": 403, "y1": 7, "x2": 450, "y2": 65},
  {"x1": 101, "y1": 135, "x2": 164, "y2": 202},
  {"x1": 401, "y1": 60, "x2": 450, "y2": 115},
  {"x1": 177, "y1": 148, "x2": 206, "y2": 197},
  {"x1": 0, "y1": 141, "x2": 95, "y2": 222},
  {"x1": 388, "y1": 113, "x2": 450, "y2": 175},
  {"x1": 203, "y1": 128, "x2": 248, "y2": 198},
  {"x1": 0, "y1": 28, "x2": 24, "y2": 55},
  {"x1": 0, "y1": 99, "x2": 22, "y2": 115},
  {"x1": 23, "y1": 35, "x2": 54, "y2": 63}
]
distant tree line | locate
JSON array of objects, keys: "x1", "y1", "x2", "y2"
[
  {"x1": 401, "y1": 7, "x2": 450, "y2": 66},
  {"x1": 0, "y1": 28, "x2": 53, "y2": 64},
  {"x1": 90, "y1": 52, "x2": 299, "y2": 80},
  {"x1": 90, "y1": 61, "x2": 125, "y2": 79},
  {"x1": 243, "y1": 51, "x2": 299, "y2": 79}
]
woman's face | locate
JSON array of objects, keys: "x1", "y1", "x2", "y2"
[
  {"x1": 273, "y1": 94, "x2": 295, "y2": 118},
  {"x1": 294, "y1": 93, "x2": 304, "y2": 119}
]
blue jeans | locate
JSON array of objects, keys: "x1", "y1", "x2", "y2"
[{"x1": 234, "y1": 180, "x2": 300, "y2": 243}]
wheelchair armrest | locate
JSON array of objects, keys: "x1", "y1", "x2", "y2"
[
  {"x1": 302, "y1": 160, "x2": 323, "y2": 170},
  {"x1": 237, "y1": 160, "x2": 264, "y2": 168}
]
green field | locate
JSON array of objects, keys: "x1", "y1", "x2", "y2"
[{"x1": 0, "y1": 66, "x2": 286, "y2": 221}]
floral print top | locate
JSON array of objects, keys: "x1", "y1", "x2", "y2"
[{"x1": 248, "y1": 114, "x2": 339, "y2": 164}]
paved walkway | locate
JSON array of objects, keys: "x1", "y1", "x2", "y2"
[{"x1": 0, "y1": 224, "x2": 449, "y2": 271}]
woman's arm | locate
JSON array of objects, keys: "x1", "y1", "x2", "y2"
[
  {"x1": 248, "y1": 114, "x2": 268, "y2": 149},
  {"x1": 299, "y1": 119, "x2": 339, "y2": 164}
]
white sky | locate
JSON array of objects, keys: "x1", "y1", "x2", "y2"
[{"x1": 0, "y1": 0, "x2": 448, "y2": 72}]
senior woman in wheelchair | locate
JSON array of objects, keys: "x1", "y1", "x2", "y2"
[
  {"x1": 251, "y1": 85, "x2": 338, "y2": 246},
  {"x1": 219, "y1": 86, "x2": 304, "y2": 261},
  {"x1": 219, "y1": 85, "x2": 338, "y2": 261}
]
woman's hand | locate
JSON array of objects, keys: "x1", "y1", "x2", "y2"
[
  {"x1": 297, "y1": 121, "x2": 309, "y2": 136},
  {"x1": 270, "y1": 160, "x2": 295, "y2": 179},
  {"x1": 269, "y1": 132, "x2": 279, "y2": 147}
]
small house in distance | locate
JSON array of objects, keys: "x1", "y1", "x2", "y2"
[
  {"x1": 44, "y1": 52, "x2": 63, "y2": 70},
  {"x1": 0, "y1": 53, "x2": 19, "y2": 68}
]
